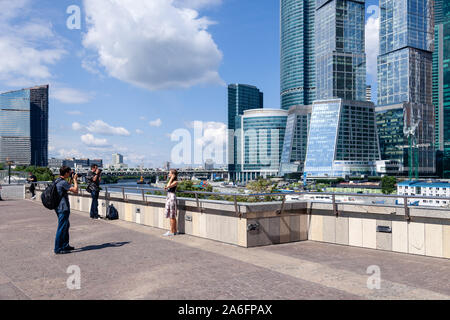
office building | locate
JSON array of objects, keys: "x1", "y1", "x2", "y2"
[
  {"x1": 302, "y1": 0, "x2": 380, "y2": 177},
  {"x1": 315, "y1": 0, "x2": 366, "y2": 102},
  {"x1": 376, "y1": 0, "x2": 435, "y2": 176},
  {"x1": 279, "y1": 105, "x2": 312, "y2": 176},
  {"x1": 397, "y1": 180, "x2": 450, "y2": 207},
  {"x1": 303, "y1": 99, "x2": 380, "y2": 177},
  {"x1": 227, "y1": 84, "x2": 263, "y2": 181},
  {"x1": 112, "y1": 153, "x2": 124, "y2": 165},
  {"x1": 280, "y1": 0, "x2": 316, "y2": 110},
  {"x1": 237, "y1": 109, "x2": 288, "y2": 182},
  {"x1": 0, "y1": 85, "x2": 48, "y2": 166},
  {"x1": 48, "y1": 158, "x2": 103, "y2": 169},
  {"x1": 433, "y1": 0, "x2": 450, "y2": 177}
]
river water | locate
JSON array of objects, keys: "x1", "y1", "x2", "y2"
[{"x1": 102, "y1": 179, "x2": 165, "y2": 194}]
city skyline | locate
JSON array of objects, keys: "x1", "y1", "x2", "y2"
[{"x1": 0, "y1": 0, "x2": 380, "y2": 168}]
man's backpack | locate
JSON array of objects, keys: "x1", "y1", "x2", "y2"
[
  {"x1": 106, "y1": 204, "x2": 119, "y2": 220},
  {"x1": 41, "y1": 178, "x2": 64, "y2": 210}
]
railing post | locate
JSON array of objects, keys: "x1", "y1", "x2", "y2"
[
  {"x1": 234, "y1": 195, "x2": 241, "y2": 218},
  {"x1": 122, "y1": 187, "x2": 126, "y2": 202},
  {"x1": 142, "y1": 189, "x2": 145, "y2": 203},
  {"x1": 195, "y1": 193, "x2": 202, "y2": 213},
  {"x1": 332, "y1": 194, "x2": 338, "y2": 216},
  {"x1": 404, "y1": 196, "x2": 410, "y2": 221},
  {"x1": 277, "y1": 195, "x2": 286, "y2": 215}
]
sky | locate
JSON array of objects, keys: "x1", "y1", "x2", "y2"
[{"x1": 0, "y1": 0, "x2": 380, "y2": 168}]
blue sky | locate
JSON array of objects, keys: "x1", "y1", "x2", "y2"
[{"x1": 0, "y1": 0, "x2": 380, "y2": 168}]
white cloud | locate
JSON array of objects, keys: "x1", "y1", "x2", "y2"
[
  {"x1": 82, "y1": 0, "x2": 224, "y2": 91},
  {"x1": 365, "y1": 5, "x2": 380, "y2": 78},
  {"x1": 66, "y1": 110, "x2": 83, "y2": 116},
  {"x1": 52, "y1": 87, "x2": 92, "y2": 104},
  {"x1": 72, "y1": 120, "x2": 131, "y2": 136},
  {"x1": 81, "y1": 134, "x2": 110, "y2": 147},
  {"x1": 149, "y1": 119, "x2": 162, "y2": 127},
  {"x1": 136, "y1": 129, "x2": 144, "y2": 135},
  {"x1": 0, "y1": 0, "x2": 66, "y2": 86},
  {"x1": 173, "y1": 0, "x2": 222, "y2": 10},
  {"x1": 192, "y1": 121, "x2": 227, "y2": 148}
]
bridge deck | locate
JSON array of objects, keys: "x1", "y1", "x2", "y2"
[{"x1": 0, "y1": 200, "x2": 449, "y2": 300}]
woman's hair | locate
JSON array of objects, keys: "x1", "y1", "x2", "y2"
[{"x1": 169, "y1": 169, "x2": 178, "y2": 181}]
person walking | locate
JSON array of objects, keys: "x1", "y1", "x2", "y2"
[
  {"x1": 27, "y1": 172, "x2": 37, "y2": 200},
  {"x1": 54, "y1": 166, "x2": 79, "y2": 255},
  {"x1": 163, "y1": 169, "x2": 178, "y2": 236},
  {"x1": 86, "y1": 164, "x2": 102, "y2": 220}
]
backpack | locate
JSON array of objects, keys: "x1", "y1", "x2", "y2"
[
  {"x1": 106, "y1": 204, "x2": 119, "y2": 220},
  {"x1": 41, "y1": 178, "x2": 64, "y2": 210}
]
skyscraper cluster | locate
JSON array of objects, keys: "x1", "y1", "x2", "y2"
[{"x1": 229, "y1": 0, "x2": 449, "y2": 181}]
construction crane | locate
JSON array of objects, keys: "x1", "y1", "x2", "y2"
[{"x1": 403, "y1": 109, "x2": 421, "y2": 180}]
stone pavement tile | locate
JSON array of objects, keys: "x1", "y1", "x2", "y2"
[
  {"x1": 261, "y1": 241, "x2": 450, "y2": 296},
  {"x1": 0, "y1": 283, "x2": 31, "y2": 300}
]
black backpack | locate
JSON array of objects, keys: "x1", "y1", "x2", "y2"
[
  {"x1": 41, "y1": 178, "x2": 64, "y2": 210},
  {"x1": 106, "y1": 204, "x2": 119, "y2": 220}
]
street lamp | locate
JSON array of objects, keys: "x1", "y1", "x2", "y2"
[{"x1": 6, "y1": 158, "x2": 14, "y2": 185}]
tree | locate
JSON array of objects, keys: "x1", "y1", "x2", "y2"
[{"x1": 381, "y1": 176, "x2": 397, "y2": 194}]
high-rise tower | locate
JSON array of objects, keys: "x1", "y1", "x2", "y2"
[
  {"x1": 0, "y1": 85, "x2": 49, "y2": 166},
  {"x1": 280, "y1": 0, "x2": 316, "y2": 110}
]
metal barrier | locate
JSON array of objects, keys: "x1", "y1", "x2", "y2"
[{"x1": 32, "y1": 182, "x2": 450, "y2": 221}]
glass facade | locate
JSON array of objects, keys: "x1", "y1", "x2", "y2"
[
  {"x1": 377, "y1": 0, "x2": 435, "y2": 176},
  {"x1": 304, "y1": 99, "x2": 379, "y2": 177},
  {"x1": 279, "y1": 105, "x2": 311, "y2": 175},
  {"x1": 0, "y1": 86, "x2": 49, "y2": 166},
  {"x1": 315, "y1": 0, "x2": 366, "y2": 101},
  {"x1": 433, "y1": 0, "x2": 450, "y2": 177},
  {"x1": 227, "y1": 84, "x2": 263, "y2": 180},
  {"x1": 376, "y1": 102, "x2": 435, "y2": 175},
  {"x1": 236, "y1": 110, "x2": 287, "y2": 182},
  {"x1": 281, "y1": 0, "x2": 316, "y2": 109}
]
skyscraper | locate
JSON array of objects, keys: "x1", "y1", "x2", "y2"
[
  {"x1": 433, "y1": 0, "x2": 450, "y2": 177},
  {"x1": 376, "y1": 0, "x2": 435, "y2": 176},
  {"x1": 239, "y1": 109, "x2": 288, "y2": 182},
  {"x1": 280, "y1": 0, "x2": 316, "y2": 110},
  {"x1": 227, "y1": 84, "x2": 264, "y2": 181},
  {"x1": 0, "y1": 85, "x2": 48, "y2": 166},
  {"x1": 302, "y1": 0, "x2": 380, "y2": 177},
  {"x1": 315, "y1": 0, "x2": 366, "y2": 101}
]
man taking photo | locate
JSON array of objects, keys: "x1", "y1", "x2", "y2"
[
  {"x1": 54, "y1": 166, "x2": 78, "y2": 254},
  {"x1": 86, "y1": 164, "x2": 102, "y2": 220}
]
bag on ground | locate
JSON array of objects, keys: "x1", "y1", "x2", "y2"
[{"x1": 106, "y1": 204, "x2": 119, "y2": 220}]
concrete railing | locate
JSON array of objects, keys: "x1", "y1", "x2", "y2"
[
  {"x1": 0, "y1": 184, "x2": 25, "y2": 200},
  {"x1": 29, "y1": 184, "x2": 450, "y2": 259}
]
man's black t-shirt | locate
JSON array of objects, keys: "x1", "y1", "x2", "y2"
[{"x1": 86, "y1": 171, "x2": 100, "y2": 192}]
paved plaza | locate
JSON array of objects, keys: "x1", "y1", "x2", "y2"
[{"x1": 0, "y1": 200, "x2": 449, "y2": 300}]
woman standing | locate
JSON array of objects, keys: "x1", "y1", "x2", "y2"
[{"x1": 163, "y1": 169, "x2": 178, "y2": 236}]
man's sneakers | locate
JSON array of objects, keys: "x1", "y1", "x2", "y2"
[
  {"x1": 55, "y1": 245, "x2": 75, "y2": 255},
  {"x1": 31, "y1": 195, "x2": 36, "y2": 200},
  {"x1": 162, "y1": 231, "x2": 176, "y2": 237}
]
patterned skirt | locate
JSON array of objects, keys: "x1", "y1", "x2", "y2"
[{"x1": 165, "y1": 192, "x2": 177, "y2": 219}]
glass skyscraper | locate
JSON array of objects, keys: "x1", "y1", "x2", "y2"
[
  {"x1": 376, "y1": 0, "x2": 435, "y2": 176},
  {"x1": 0, "y1": 85, "x2": 49, "y2": 166},
  {"x1": 238, "y1": 109, "x2": 288, "y2": 182},
  {"x1": 315, "y1": 0, "x2": 366, "y2": 101},
  {"x1": 433, "y1": 0, "x2": 450, "y2": 177},
  {"x1": 302, "y1": 0, "x2": 380, "y2": 177},
  {"x1": 280, "y1": 0, "x2": 316, "y2": 110},
  {"x1": 227, "y1": 84, "x2": 263, "y2": 181}
]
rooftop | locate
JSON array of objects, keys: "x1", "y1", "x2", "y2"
[{"x1": 0, "y1": 200, "x2": 449, "y2": 300}]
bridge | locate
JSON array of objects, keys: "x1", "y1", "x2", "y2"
[{"x1": 49, "y1": 168, "x2": 229, "y2": 181}]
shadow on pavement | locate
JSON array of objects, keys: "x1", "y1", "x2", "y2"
[{"x1": 74, "y1": 241, "x2": 130, "y2": 252}]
